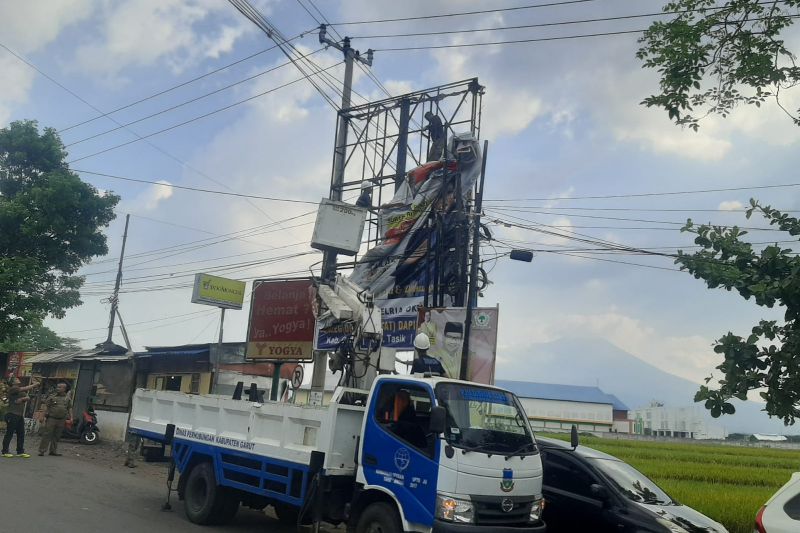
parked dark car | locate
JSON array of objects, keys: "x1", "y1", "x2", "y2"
[{"x1": 538, "y1": 437, "x2": 727, "y2": 533}]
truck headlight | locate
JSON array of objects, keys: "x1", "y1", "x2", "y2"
[
  {"x1": 529, "y1": 498, "x2": 544, "y2": 522},
  {"x1": 436, "y1": 494, "x2": 474, "y2": 523}
]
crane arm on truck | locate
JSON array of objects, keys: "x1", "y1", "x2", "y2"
[{"x1": 316, "y1": 274, "x2": 390, "y2": 391}]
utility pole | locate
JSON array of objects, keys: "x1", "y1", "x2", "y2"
[
  {"x1": 460, "y1": 142, "x2": 489, "y2": 380},
  {"x1": 318, "y1": 24, "x2": 373, "y2": 282},
  {"x1": 104, "y1": 214, "x2": 130, "y2": 348},
  {"x1": 312, "y1": 25, "x2": 373, "y2": 400}
]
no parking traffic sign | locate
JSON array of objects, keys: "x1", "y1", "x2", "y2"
[{"x1": 291, "y1": 365, "x2": 304, "y2": 390}]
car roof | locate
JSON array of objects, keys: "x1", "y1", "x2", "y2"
[{"x1": 536, "y1": 436, "x2": 621, "y2": 462}]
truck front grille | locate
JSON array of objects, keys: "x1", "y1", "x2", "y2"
[{"x1": 472, "y1": 496, "x2": 534, "y2": 526}]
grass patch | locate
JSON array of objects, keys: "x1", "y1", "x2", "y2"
[{"x1": 538, "y1": 433, "x2": 800, "y2": 533}]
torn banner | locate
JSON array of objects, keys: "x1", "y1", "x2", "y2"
[{"x1": 317, "y1": 134, "x2": 482, "y2": 350}]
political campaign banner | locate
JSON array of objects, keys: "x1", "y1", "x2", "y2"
[{"x1": 416, "y1": 306, "x2": 499, "y2": 385}]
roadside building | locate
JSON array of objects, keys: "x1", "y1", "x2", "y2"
[
  {"x1": 496, "y1": 380, "x2": 632, "y2": 433},
  {"x1": 26, "y1": 343, "x2": 133, "y2": 439},
  {"x1": 752, "y1": 433, "x2": 788, "y2": 442},
  {"x1": 134, "y1": 342, "x2": 295, "y2": 399},
  {"x1": 632, "y1": 403, "x2": 727, "y2": 440}
]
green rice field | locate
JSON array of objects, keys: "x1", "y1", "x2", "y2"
[{"x1": 540, "y1": 433, "x2": 800, "y2": 533}]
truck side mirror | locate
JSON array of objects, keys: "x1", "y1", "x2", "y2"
[
  {"x1": 570, "y1": 424, "x2": 579, "y2": 449},
  {"x1": 430, "y1": 406, "x2": 446, "y2": 434}
]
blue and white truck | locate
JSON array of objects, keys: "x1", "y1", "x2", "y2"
[{"x1": 129, "y1": 373, "x2": 546, "y2": 532}]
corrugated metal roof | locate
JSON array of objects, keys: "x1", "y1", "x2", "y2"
[
  {"x1": 26, "y1": 349, "x2": 95, "y2": 364},
  {"x1": 496, "y1": 380, "x2": 629, "y2": 411},
  {"x1": 135, "y1": 348, "x2": 208, "y2": 358}
]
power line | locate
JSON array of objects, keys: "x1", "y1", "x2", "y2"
[
  {"x1": 349, "y1": 3, "x2": 798, "y2": 39},
  {"x1": 480, "y1": 204, "x2": 800, "y2": 213},
  {"x1": 0, "y1": 39, "x2": 305, "y2": 235},
  {"x1": 374, "y1": 29, "x2": 651, "y2": 51},
  {"x1": 351, "y1": 11, "x2": 677, "y2": 40},
  {"x1": 72, "y1": 169, "x2": 320, "y2": 204},
  {"x1": 485, "y1": 206, "x2": 785, "y2": 231},
  {"x1": 56, "y1": 32, "x2": 312, "y2": 134},
  {"x1": 64, "y1": 49, "x2": 326, "y2": 147},
  {"x1": 66, "y1": 60, "x2": 343, "y2": 164},
  {"x1": 329, "y1": 0, "x2": 601, "y2": 26},
  {"x1": 485, "y1": 182, "x2": 800, "y2": 202},
  {"x1": 373, "y1": 13, "x2": 800, "y2": 52}
]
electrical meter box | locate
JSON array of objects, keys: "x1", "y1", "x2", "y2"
[{"x1": 311, "y1": 198, "x2": 367, "y2": 256}]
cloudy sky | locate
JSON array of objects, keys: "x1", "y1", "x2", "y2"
[{"x1": 2, "y1": 0, "x2": 799, "y2": 389}]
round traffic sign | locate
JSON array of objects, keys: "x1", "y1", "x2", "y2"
[{"x1": 291, "y1": 365, "x2": 304, "y2": 390}]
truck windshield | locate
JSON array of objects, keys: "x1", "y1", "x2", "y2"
[{"x1": 435, "y1": 383, "x2": 536, "y2": 455}]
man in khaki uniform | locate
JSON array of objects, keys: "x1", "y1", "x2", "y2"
[
  {"x1": 38, "y1": 382, "x2": 72, "y2": 457},
  {"x1": 2, "y1": 377, "x2": 40, "y2": 458}
]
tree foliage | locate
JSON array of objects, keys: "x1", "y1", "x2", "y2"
[
  {"x1": 638, "y1": 0, "x2": 800, "y2": 129},
  {"x1": 678, "y1": 200, "x2": 800, "y2": 424},
  {"x1": 0, "y1": 322, "x2": 81, "y2": 353},
  {"x1": 0, "y1": 120, "x2": 119, "y2": 343}
]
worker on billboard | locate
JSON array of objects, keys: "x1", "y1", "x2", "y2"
[
  {"x1": 423, "y1": 111, "x2": 445, "y2": 162},
  {"x1": 410, "y1": 333, "x2": 447, "y2": 377}
]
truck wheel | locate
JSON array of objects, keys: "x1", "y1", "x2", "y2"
[
  {"x1": 212, "y1": 491, "x2": 239, "y2": 525},
  {"x1": 356, "y1": 502, "x2": 401, "y2": 533},
  {"x1": 184, "y1": 462, "x2": 222, "y2": 525}
]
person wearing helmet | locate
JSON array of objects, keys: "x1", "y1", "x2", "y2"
[{"x1": 410, "y1": 333, "x2": 447, "y2": 377}]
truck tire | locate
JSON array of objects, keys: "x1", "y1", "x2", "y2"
[
  {"x1": 212, "y1": 491, "x2": 239, "y2": 525},
  {"x1": 356, "y1": 502, "x2": 402, "y2": 533},
  {"x1": 184, "y1": 462, "x2": 224, "y2": 525}
]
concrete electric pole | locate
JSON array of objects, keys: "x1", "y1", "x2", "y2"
[{"x1": 312, "y1": 25, "x2": 374, "y2": 400}]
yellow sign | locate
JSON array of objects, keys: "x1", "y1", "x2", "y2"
[{"x1": 191, "y1": 273, "x2": 246, "y2": 310}]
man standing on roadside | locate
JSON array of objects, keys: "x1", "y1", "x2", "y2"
[
  {"x1": 39, "y1": 381, "x2": 72, "y2": 457},
  {"x1": 2, "y1": 377, "x2": 40, "y2": 458}
]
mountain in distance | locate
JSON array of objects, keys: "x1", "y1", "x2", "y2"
[{"x1": 495, "y1": 337, "x2": 793, "y2": 435}]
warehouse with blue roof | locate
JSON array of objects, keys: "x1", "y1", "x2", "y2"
[{"x1": 496, "y1": 380, "x2": 633, "y2": 433}]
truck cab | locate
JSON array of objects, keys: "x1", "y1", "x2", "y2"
[{"x1": 355, "y1": 375, "x2": 545, "y2": 533}]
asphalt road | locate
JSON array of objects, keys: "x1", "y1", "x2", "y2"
[{"x1": 0, "y1": 439, "x2": 341, "y2": 533}]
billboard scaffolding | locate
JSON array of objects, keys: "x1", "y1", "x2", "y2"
[{"x1": 328, "y1": 78, "x2": 486, "y2": 311}]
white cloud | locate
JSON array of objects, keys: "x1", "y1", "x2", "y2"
[
  {"x1": 718, "y1": 200, "x2": 745, "y2": 211},
  {"x1": 121, "y1": 180, "x2": 174, "y2": 212},
  {"x1": 72, "y1": 0, "x2": 250, "y2": 80},
  {"x1": 0, "y1": 0, "x2": 93, "y2": 125},
  {"x1": 0, "y1": 0, "x2": 94, "y2": 53},
  {"x1": 0, "y1": 55, "x2": 35, "y2": 126}
]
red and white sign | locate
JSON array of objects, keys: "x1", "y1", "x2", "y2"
[{"x1": 246, "y1": 279, "x2": 316, "y2": 361}]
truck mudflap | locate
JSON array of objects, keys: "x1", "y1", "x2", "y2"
[{"x1": 432, "y1": 519, "x2": 546, "y2": 533}]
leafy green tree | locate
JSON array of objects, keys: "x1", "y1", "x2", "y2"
[
  {"x1": 638, "y1": 0, "x2": 800, "y2": 129},
  {"x1": 0, "y1": 120, "x2": 119, "y2": 343},
  {"x1": 0, "y1": 322, "x2": 81, "y2": 352},
  {"x1": 679, "y1": 200, "x2": 800, "y2": 424}
]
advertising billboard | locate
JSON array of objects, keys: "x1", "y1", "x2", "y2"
[
  {"x1": 191, "y1": 273, "x2": 246, "y2": 310},
  {"x1": 246, "y1": 278, "x2": 315, "y2": 361},
  {"x1": 416, "y1": 306, "x2": 499, "y2": 385}
]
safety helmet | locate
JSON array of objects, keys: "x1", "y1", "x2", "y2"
[{"x1": 413, "y1": 332, "x2": 431, "y2": 350}]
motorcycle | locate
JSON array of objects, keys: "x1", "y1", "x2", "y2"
[{"x1": 62, "y1": 406, "x2": 100, "y2": 445}]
